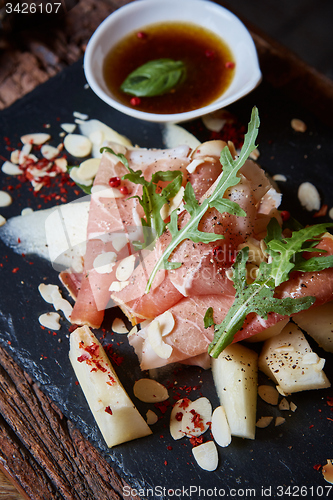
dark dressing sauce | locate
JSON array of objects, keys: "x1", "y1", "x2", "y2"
[{"x1": 103, "y1": 22, "x2": 235, "y2": 114}]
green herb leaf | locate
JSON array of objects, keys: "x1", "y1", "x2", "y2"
[
  {"x1": 207, "y1": 247, "x2": 316, "y2": 358},
  {"x1": 120, "y1": 59, "x2": 186, "y2": 97},
  {"x1": 264, "y1": 218, "x2": 333, "y2": 286},
  {"x1": 123, "y1": 165, "x2": 183, "y2": 247},
  {"x1": 207, "y1": 219, "x2": 333, "y2": 357},
  {"x1": 145, "y1": 106, "x2": 260, "y2": 293},
  {"x1": 100, "y1": 147, "x2": 129, "y2": 169}
]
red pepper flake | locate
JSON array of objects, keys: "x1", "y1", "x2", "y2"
[
  {"x1": 280, "y1": 210, "x2": 290, "y2": 222},
  {"x1": 77, "y1": 353, "x2": 90, "y2": 363},
  {"x1": 12, "y1": 267, "x2": 19, "y2": 273},
  {"x1": 175, "y1": 412, "x2": 183, "y2": 422},
  {"x1": 313, "y1": 464, "x2": 322, "y2": 471},
  {"x1": 137, "y1": 31, "x2": 147, "y2": 39},
  {"x1": 75, "y1": 381, "x2": 79, "y2": 386},
  {"x1": 225, "y1": 61, "x2": 235, "y2": 69},
  {"x1": 190, "y1": 409, "x2": 205, "y2": 431},
  {"x1": 189, "y1": 435, "x2": 204, "y2": 447},
  {"x1": 313, "y1": 204, "x2": 328, "y2": 218},
  {"x1": 155, "y1": 401, "x2": 170, "y2": 414},
  {"x1": 7, "y1": 341, "x2": 11, "y2": 345},
  {"x1": 327, "y1": 397, "x2": 333, "y2": 407},
  {"x1": 309, "y1": 424, "x2": 314, "y2": 429},
  {"x1": 130, "y1": 97, "x2": 141, "y2": 106},
  {"x1": 179, "y1": 398, "x2": 191, "y2": 409},
  {"x1": 105, "y1": 406, "x2": 113, "y2": 415},
  {"x1": 109, "y1": 176, "x2": 121, "y2": 188},
  {"x1": 167, "y1": 445, "x2": 173, "y2": 450},
  {"x1": 164, "y1": 460, "x2": 168, "y2": 466},
  {"x1": 205, "y1": 49, "x2": 215, "y2": 59}
]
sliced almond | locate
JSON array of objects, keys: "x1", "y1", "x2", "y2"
[
  {"x1": 64, "y1": 134, "x2": 92, "y2": 157},
  {"x1": 112, "y1": 317, "x2": 128, "y2": 334},
  {"x1": 38, "y1": 312, "x2": 61, "y2": 330},
  {"x1": 290, "y1": 401, "x2": 297, "y2": 412},
  {"x1": 52, "y1": 294, "x2": 73, "y2": 322},
  {"x1": 69, "y1": 167, "x2": 93, "y2": 187},
  {"x1": 258, "y1": 385, "x2": 279, "y2": 405},
  {"x1": 1, "y1": 161, "x2": 23, "y2": 175},
  {"x1": 76, "y1": 158, "x2": 100, "y2": 181},
  {"x1": 38, "y1": 283, "x2": 60, "y2": 303},
  {"x1": 133, "y1": 378, "x2": 169, "y2": 403},
  {"x1": 211, "y1": 406, "x2": 231, "y2": 447},
  {"x1": 155, "y1": 311, "x2": 175, "y2": 337},
  {"x1": 19, "y1": 144, "x2": 32, "y2": 164},
  {"x1": 202, "y1": 113, "x2": 226, "y2": 132},
  {"x1": 146, "y1": 409, "x2": 158, "y2": 425},
  {"x1": 192, "y1": 441, "x2": 218, "y2": 472},
  {"x1": 0, "y1": 214, "x2": 6, "y2": 226},
  {"x1": 298, "y1": 182, "x2": 321, "y2": 211},
  {"x1": 278, "y1": 398, "x2": 290, "y2": 411},
  {"x1": 322, "y1": 460, "x2": 333, "y2": 484},
  {"x1": 186, "y1": 158, "x2": 205, "y2": 174},
  {"x1": 73, "y1": 111, "x2": 89, "y2": 120},
  {"x1": 41, "y1": 144, "x2": 60, "y2": 160},
  {"x1": 275, "y1": 416, "x2": 286, "y2": 426},
  {"x1": 61, "y1": 123, "x2": 76, "y2": 134},
  {"x1": 21, "y1": 207, "x2": 33, "y2": 216},
  {"x1": 54, "y1": 157, "x2": 68, "y2": 172},
  {"x1": 181, "y1": 397, "x2": 212, "y2": 437},
  {"x1": 115, "y1": 255, "x2": 136, "y2": 282},
  {"x1": 109, "y1": 281, "x2": 129, "y2": 292},
  {"x1": 291, "y1": 118, "x2": 307, "y2": 132},
  {"x1": 256, "y1": 416, "x2": 273, "y2": 428},
  {"x1": 0, "y1": 190, "x2": 12, "y2": 207},
  {"x1": 170, "y1": 399, "x2": 190, "y2": 440},
  {"x1": 272, "y1": 174, "x2": 287, "y2": 182},
  {"x1": 111, "y1": 233, "x2": 129, "y2": 251},
  {"x1": 160, "y1": 186, "x2": 185, "y2": 220},
  {"x1": 147, "y1": 320, "x2": 173, "y2": 359},
  {"x1": 93, "y1": 252, "x2": 117, "y2": 274},
  {"x1": 21, "y1": 133, "x2": 51, "y2": 145},
  {"x1": 10, "y1": 150, "x2": 20, "y2": 164}
]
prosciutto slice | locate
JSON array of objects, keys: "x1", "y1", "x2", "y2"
[
  {"x1": 129, "y1": 234, "x2": 333, "y2": 369},
  {"x1": 70, "y1": 144, "x2": 191, "y2": 328},
  {"x1": 111, "y1": 155, "x2": 275, "y2": 320}
]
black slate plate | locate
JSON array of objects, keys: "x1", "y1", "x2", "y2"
[{"x1": 1, "y1": 59, "x2": 333, "y2": 499}]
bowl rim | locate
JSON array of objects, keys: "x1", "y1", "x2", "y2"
[{"x1": 84, "y1": 0, "x2": 262, "y2": 123}]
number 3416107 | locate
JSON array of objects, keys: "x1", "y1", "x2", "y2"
[{"x1": 5, "y1": 2, "x2": 62, "y2": 14}]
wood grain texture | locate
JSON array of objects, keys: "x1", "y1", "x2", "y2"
[{"x1": 0, "y1": 345, "x2": 141, "y2": 500}]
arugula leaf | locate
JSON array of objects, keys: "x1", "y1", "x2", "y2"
[
  {"x1": 264, "y1": 218, "x2": 333, "y2": 286},
  {"x1": 101, "y1": 146, "x2": 184, "y2": 247},
  {"x1": 145, "y1": 106, "x2": 260, "y2": 293},
  {"x1": 120, "y1": 59, "x2": 186, "y2": 97},
  {"x1": 207, "y1": 247, "x2": 316, "y2": 357},
  {"x1": 123, "y1": 166, "x2": 183, "y2": 246},
  {"x1": 207, "y1": 219, "x2": 333, "y2": 358},
  {"x1": 100, "y1": 146, "x2": 129, "y2": 169}
]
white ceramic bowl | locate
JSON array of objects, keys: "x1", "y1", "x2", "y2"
[{"x1": 84, "y1": 0, "x2": 262, "y2": 123}]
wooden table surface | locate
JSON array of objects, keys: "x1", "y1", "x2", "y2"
[{"x1": 1, "y1": 1, "x2": 333, "y2": 499}]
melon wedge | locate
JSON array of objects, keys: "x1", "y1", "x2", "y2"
[
  {"x1": 69, "y1": 325, "x2": 152, "y2": 447},
  {"x1": 212, "y1": 343, "x2": 258, "y2": 440},
  {"x1": 258, "y1": 322, "x2": 330, "y2": 394}
]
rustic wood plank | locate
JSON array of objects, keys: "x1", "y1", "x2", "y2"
[
  {"x1": 0, "y1": 345, "x2": 141, "y2": 500},
  {"x1": 0, "y1": 470, "x2": 25, "y2": 500}
]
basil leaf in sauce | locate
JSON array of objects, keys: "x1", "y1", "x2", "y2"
[{"x1": 120, "y1": 58, "x2": 186, "y2": 97}]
